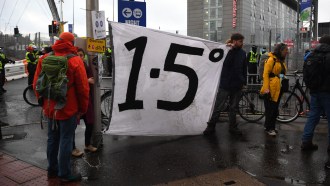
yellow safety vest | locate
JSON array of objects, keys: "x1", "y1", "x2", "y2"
[
  {"x1": 249, "y1": 51, "x2": 258, "y2": 63},
  {"x1": 0, "y1": 53, "x2": 4, "y2": 70},
  {"x1": 25, "y1": 52, "x2": 37, "y2": 64}
]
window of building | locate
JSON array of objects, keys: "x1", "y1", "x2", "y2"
[
  {"x1": 210, "y1": 32, "x2": 216, "y2": 41},
  {"x1": 218, "y1": 8, "x2": 222, "y2": 17},
  {"x1": 217, "y1": 0, "x2": 223, "y2": 7},
  {"x1": 210, "y1": 8, "x2": 216, "y2": 19},
  {"x1": 204, "y1": 0, "x2": 209, "y2": 6},
  {"x1": 251, "y1": 34, "x2": 255, "y2": 44},
  {"x1": 210, "y1": 21, "x2": 216, "y2": 30},
  {"x1": 210, "y1": 0, "x2": 216, "y2": 7},
  {"x1": 217, "y1": 19, "x2": 222, "y2": 28}
]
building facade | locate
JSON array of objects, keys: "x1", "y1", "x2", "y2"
[{"x1": 187, "y1": 0, "x2": 298, "y2": 49}]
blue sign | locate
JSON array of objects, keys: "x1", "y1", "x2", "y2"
[
  {"x1": 118, "y1": 0, "x2": 146, "y2": 27},
  {"x1": 68, "y1": 24, "x2": 73, "y2": 33}
]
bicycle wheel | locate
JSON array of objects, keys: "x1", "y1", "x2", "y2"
[
  {"x1": 101, "y1": 90, "x2": 112, "y2": 130},
  {"x1": 277, "y1": 92, "x2": 302, "y2": 123},
  {"x1": 23, "y1": 85, "x2": 39, "y2": 106},
  {"x1": 238, "y1": 90, "x2": 265, "y2": 122}
]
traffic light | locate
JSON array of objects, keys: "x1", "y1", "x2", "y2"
[
  {"x1": 14, "y1": 27, "x2": 19, "y2": 36},
  {"x1": 51, "y1": 20, "x2": 59, "y2": 34}
]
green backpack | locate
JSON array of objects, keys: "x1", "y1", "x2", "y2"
[{"x1": 36, "y1": 53, "x2": 76, "y2": 109}]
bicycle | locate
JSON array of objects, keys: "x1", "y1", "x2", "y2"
[
  {"x1": 101, "y1": 89, "x2": 112, "y2": 131},
  {"x1": 23, "y1": 84, "x2": 39, "y2": 106},
  {"x1": 219, "y1": 88, "x2": 265, "y2": 123},
  {"x1": 277, "y1": 70, "x2": 310, "y2": 123},
  {"x1": 238, "y1": 88, "x2": 265, "y2": 122}
]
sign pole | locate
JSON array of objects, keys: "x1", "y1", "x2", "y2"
[{"x1": 86, "y1": 0, "x2": 102, "y2": 147}]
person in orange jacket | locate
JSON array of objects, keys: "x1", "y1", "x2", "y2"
[{"x1": 33, "y1": 32, "x2": 89, "y2": 182}]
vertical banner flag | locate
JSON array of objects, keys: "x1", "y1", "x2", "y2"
[
  {"x1": 108, "y1": 22, "x2": 229, "y2": 136},
  {"x1": 300, "y1": 0, "x2": 312, "y2": 22}
]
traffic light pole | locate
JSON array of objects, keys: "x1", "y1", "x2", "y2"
[{"x1": 86, "y1": 0, "x2": 102, "y2": 147}]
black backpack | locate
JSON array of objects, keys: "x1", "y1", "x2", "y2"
[{"x1": 303, "y1": 51, "x2": 326, "y2": 90}]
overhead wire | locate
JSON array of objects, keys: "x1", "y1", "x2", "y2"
[
  {"x1": 35, "y1": 0, "x2": 52, "y2": 21},
  {"x1": 16, "y1": 0, "x2": 30, "y2": 26},
  {"x1": 5, "y1": 0, "x2": 19, "y2": 30},
  {"x1": 0, "y1": 0, "x2": 6, "y2": 20}
]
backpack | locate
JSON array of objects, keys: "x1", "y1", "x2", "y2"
[
  {"x1": 258, "y1": 52, "x2": 274, "y2": 80},
  {"x1": 35, "y1": 53, "x2": 76, "y2": 109},
  {"x1": 303, "y1": 51, "x2": 326, "y2": 90}
]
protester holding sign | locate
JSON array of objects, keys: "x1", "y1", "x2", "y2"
[{"x1": 203, "y1": 33, "x2": 247, "y2": 136}]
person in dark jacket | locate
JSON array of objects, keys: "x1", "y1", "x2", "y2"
[
  {"x1": 301, "y1": 35, "x2": 330, "y2": 156},
  {"x1": 203, "y1": 33, "x2": 247, "y2": 136}
]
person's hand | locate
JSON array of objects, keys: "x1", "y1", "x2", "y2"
[
  {"x1": 88, "y1": 77, "x2": 94, "y2": 84},
  {"x1": 263, "y1": 89, "x2": 270, "y2": 94}
]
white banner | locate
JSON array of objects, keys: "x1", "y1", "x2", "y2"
[{"x1": 107, "y1": 22, "x2": 229, "y2": 136}]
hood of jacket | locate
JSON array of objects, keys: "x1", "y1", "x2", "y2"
[
  {"x1": 314, "y1": 43, "x2": 330, "y2": 53},
  {"x1": 52, "y1": 40, "x2": 77, "y2": 55}
]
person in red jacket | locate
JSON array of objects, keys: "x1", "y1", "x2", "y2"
[{"x1": 33, "y1": 32, "x2": 89, "y2": 182}]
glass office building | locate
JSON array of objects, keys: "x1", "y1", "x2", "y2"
[{"x1": 187, "y1": 0, "x2": 299, "y2": 48}]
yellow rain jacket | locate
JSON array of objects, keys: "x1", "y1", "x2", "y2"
[{"x1": 260, "y1": 52, "x2": 287, "y2": 102}]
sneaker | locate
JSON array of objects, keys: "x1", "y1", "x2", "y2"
[
  {"x1": 85, "y1": 145, "x2": 98, "y2": 152},
  {"x1": 301, "y1": 141, "x2": 318, "y2": 151},
  {"x1": 72, "y1": 148, "x2": 84, "y2": 157},
  {"x1": 60, "y1": 173, "x2": 82, "y2": 182},
  {"x1": 266, "y1": 130, "x2": 276, "y2": 136},
  {"x1": 229, "y1": 127, "x2": 243, "y2": 136},
  {"x1": 203, "y1": 124, "x2": 216, "y2": 136}
]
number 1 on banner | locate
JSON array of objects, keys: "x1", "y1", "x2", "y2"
[{"x1": 118, "y1": 37, "x2": 147, "y2": 112}]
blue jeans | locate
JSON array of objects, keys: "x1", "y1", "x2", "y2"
[
  {"x1": 47, "y1": 115, "x2": 76, "y2": 177},
  {"x1": 302, "y1": 92, "x2": 330, "y2": 143}
]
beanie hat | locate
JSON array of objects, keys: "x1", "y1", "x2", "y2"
[{"x1": 59, "y1": 32, "x2": 75, "y2": 42}]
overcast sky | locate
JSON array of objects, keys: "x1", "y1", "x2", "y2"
[{"x1": 0, "y1": 0, "x2": 329, "y2": 37}]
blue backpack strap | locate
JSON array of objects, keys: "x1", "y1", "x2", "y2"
[{"x1": 304, "y1": 51, "x2": 311, "y2": 62}]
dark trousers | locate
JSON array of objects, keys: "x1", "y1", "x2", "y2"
[
  {"x1": 72, "y1": 120, "x2": 93, "y2": 149},
  {"x1": 208, "y1": 88, "x2": 242, "y2": 128},
  {"x1": 27, "y1": 63, "x2": 36, "y2": 86},
  {"x1": 248, "y1": 63, "x2": 258, "y2": 84},
  {"x1": 264, "y1": 94, "x2": 280, "y2": 130}
]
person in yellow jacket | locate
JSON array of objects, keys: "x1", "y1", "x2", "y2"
[
  {"x1": 25, "y1": 46, "x2": 39, "y2": 86},
  {"x1": 260, "y1": 43, "x2": 288, "y2": 136}
]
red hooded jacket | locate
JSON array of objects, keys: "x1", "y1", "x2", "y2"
[{"x1": 33, "y1": 40, "x2": 89, "y2": 120}]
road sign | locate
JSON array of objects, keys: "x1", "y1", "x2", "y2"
[
  {"x1": 91, "y1": 11, "x2": 106, "y2": 39},
  {"x1": 118, "y1": 0, "x2": 146, "y2": 27},
  {"x1": 87, "y1": 38, "x2": 106, "y2": 53}
]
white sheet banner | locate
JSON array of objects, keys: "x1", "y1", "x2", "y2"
[{"x1": 107, "y1": 22, "x2": 229, "y2": 136}]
